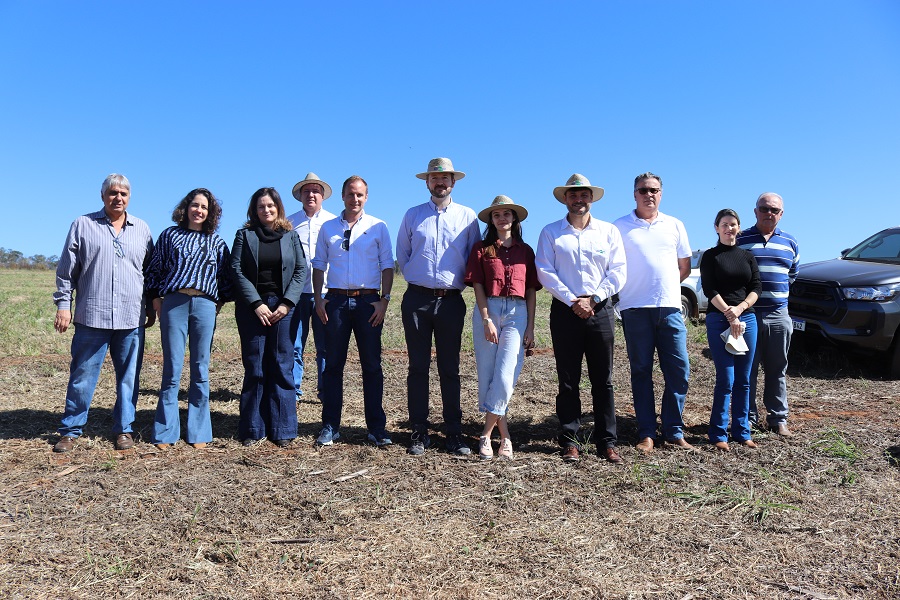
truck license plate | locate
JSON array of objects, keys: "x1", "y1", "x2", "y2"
[{"x1": 792, "y1": 318, "x2": 806, "y2": 332}]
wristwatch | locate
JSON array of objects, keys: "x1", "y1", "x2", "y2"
[
  {"x1": 590, "y1": 294, "x2": 602, "y2": 305},
  {"x1": 381, "y1": 294, "x2": 391, "y2": 301}
]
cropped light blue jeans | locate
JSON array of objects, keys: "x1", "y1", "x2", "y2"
[
  {"x1": 706, "y1": 311, "x2": 758, "y2": 443},
  {"x1": 153, "y1": 292, "x2": 217, "y2": 445},
  {"x1": 472, "y1": 296, "x2": 527, "y2": 416}
]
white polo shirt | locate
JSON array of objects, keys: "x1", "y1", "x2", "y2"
[{"x1": 614, "y1": 210, "x2": 691, "y2": 310}]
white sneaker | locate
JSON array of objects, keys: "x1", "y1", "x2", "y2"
[{"x1": 478, "y1": 436, "x2": 493, "y2": 461}]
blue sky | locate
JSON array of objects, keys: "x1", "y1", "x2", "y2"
[{"x1": 1, "y1": 1, "x2": 897, "y2": 264}]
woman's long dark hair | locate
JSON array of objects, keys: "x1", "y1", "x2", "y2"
[
  {"x1": 482, "y1": 209, "x2": 523, "y2": 258},
  {"x1": 244, "y1": 187, "x2": 293, "y2": 232},
  {"x1": 172, "y1": 188, "x2": 222, "y2": 233}
]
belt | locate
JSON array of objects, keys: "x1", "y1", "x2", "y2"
[
  {"x1": 408, "y1": 284, "x2": 462, "y2": 297},
  {"x1": 176, "y1": 288, "x2": 205, "y2": 297},
  {"x1": 328, "y1": 288, "x2": 379, "y2": 297}
]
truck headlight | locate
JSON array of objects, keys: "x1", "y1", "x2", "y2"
[{"x1": 840, "y1": 283, "x2": 900, "y2": 301}]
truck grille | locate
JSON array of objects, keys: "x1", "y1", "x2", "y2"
[{"x1": 789, "y1": 280, "x2": 840, "y2": 319}]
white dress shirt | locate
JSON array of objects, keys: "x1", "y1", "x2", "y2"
[
  {"x1": 535, "y1": 214, "x2": 627, "y2": 305},
  {"x1": 288, "y1": 207, "x2": 337, "y2": 294},
  {"x1": 312, "y1": 211, "x2": 393, "y2": 290}
]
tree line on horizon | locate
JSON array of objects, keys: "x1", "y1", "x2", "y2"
[{"x1": 0, "y1": 248, "x2": 58, "y2": 270}]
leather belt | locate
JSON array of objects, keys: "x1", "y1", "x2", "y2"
[
  {"x1": 328, "y1": 288, "x2": 379, "y2": 297},
  {"x1": 408, "y1": 284, "x2": 462, "y2": 297},
  {"x1": 176, "y1": 288, "x2": 205, "y2": 297}
]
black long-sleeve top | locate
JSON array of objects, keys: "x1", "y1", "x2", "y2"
[{"x1": 699, "y1": 242, "x2": 761, "y2": 315}]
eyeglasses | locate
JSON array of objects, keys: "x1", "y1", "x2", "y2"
[
  {"x1": 757, "y1": 206, "x2": 782, "y2": 215},
  {"x1": 112, "y1": 238, "x2": 125, "y2": 258},
  {"x1": 341, "y1": 229, "x2": 351, "y2": 250},
  {"x1": 636, "y1": 187, "x2": 661, "y2": 195}
]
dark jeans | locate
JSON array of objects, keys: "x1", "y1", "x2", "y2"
[
  {"x1": 549, "y1": 297, "x2": 617, "y2": 449},
  {"x1": 320, "y1": 293, "x2": 386, "y2": 433},
  {"x1": 401, "y1": 288, "x2": 465, "y2": 435},
  {"x1": 235, "y1": 295, "x2": 298, "y2": 441}
]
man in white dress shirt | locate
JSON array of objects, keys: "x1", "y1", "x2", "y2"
[
  {"x1": 312, "y1": 176, "x2": 394, "y2": 448},
  {"x1": 287, "y1": 172, "x2": 336, "y2": 401},
  {"x1": 535, "y1": 173, "x2": 627, "y2": 464}
]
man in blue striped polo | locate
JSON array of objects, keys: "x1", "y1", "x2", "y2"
[
  {"x1": 736, "y1": 192, "x2": 800, "y2": 436},
  {"x1": 52, "y1": 174, "x2": 155, "y2": 452}
]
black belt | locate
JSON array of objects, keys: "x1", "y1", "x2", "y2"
[
  {"x1": 408, "y1": 284, "x2": 462, "y2": 297},
  {"x1": 328, "y1": 288, "x2": 379, "y2": 297}
]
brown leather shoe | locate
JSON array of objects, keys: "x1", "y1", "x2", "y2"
[
  {"x1": 741, "y1": 439, "x2": 759, "y2": 449},
  {"x1": 636, "y1": 437, "x2": 654, "y2": 454},
  {"x1": 714, "y1": 441, "x2": 731, "y2": 452},
  {"x1": 775, "y1": 423, "x2": 794, "y2": 437},
  {"x1": 115, "y1": 433, "x2": 134, "y2": 450},
  {"x1": 53, "y1": 436, "x2": 76, "y2": 453},
  {"x1": 190, "y1": 442, "x2": 208, "y2": 449},
  {"x1": 604, "y1": 447, "x2": 624, "y2": 465},
  {"x1": 562, "y1": 445, "x2": 580, "y2": 463},
  {"x1": 667, "y1": 438, "x2": 695, "y2": 450},
  {"x1": 154, "y1": 443, "x2": 171, "y2": 450}
]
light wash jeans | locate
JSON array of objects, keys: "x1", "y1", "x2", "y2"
[
  {"x1": 292, "y1": 292, "x2": 326, "y2": 398},
  {"x1": 58, "y1": 324, "x2": 144, "y2": 437},
  {"x1": 749, "y1": 306, "x2": 792, "y2": 427},
  {"x1": 472, "y1": 296, "x2": 527, "y2": 416},
  {"x1": 706, "y1": 312, "x2": 758, "y2": 443},
  {"x1": 620, "y1": 307, "x2": 690, "y2": 441},
  {"x1": 153, "y1": 292, "x2": 217, "y2": 444}
]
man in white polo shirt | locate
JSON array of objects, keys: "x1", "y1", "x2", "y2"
[{"x1": 614, "y1": 172, "x2": 693, "y2": 454}]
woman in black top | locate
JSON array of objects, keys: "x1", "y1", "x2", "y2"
[
  {"x1": 231, "y1": 188, "x2": 307, "y2": 447},
  {"x1": 699, "y1": 209, "x2": 761, "y2": 451}
]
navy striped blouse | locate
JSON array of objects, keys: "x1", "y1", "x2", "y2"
[{"x1": 145, "y1": 226, "x2": 232, "y2": 302}]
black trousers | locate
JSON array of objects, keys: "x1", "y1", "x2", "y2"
[
  {"x1": 401, "y1": 288, "x2": 466, "y2": 434},
  {"x1": 549, "y1": 297, "x2": 617, "y2": 449}
]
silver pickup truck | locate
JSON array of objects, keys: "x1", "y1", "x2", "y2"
[{"x1": 680, "y1": 249, "x2": 708, "y2": 322}]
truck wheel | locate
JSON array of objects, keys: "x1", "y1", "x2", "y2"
[
  {"x1": 680, "y1": 295, "x2": 692, "y2": 323},
  {"x1": 889, "y1": 336, "x2": 900, "y2": 380}
]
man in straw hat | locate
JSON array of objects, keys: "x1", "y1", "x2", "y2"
[
  {"x1": 396, "y1": 158, "x2": 481, "y2": 456},
  {"x1": 288, "y1": 172, "x2": 336, "y2": 402},
  {"x1": 614, "y1": 172, "x2": 694, "y2": 454},
  {"x1": 535, "y1": 174, "x2": 627, "y2": 464}
]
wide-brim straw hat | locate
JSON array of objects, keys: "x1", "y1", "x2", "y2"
[
  {"x1": 415, "y1": 157, "x2": 466, "y2": 180},
  {"x1": 478, "y1": 195, "x2": 528, "y2": 223},
  {"x1": 291, "y1": 172, "x2": 332, "y2": 201},
  {"x1": 552, "y1": 173, "x2": 604, "y2": 203}
]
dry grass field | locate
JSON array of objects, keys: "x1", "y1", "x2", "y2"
[{"x1": 1, "y1": 268, "x2": 899, "y2": 599}]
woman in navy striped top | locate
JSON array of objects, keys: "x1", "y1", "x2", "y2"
[{"x1": 145, "y1": 188, "x2": 232, "y2": 449}]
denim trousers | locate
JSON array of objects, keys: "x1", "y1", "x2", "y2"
[
  {"x1": 401, "y1": 288, "x2": 465, "y2": 434},
  {"x1": 472, "y1": 296, "x2": 527, "y2": 416},
  {"x1": 58, "y1": 324, "x2": 144, "y2": 438},
  {"x1": 749, "y1": 306, "x2": 792, "y2": 427},
  {"x1": 292, "y1": 292, "x2": 326, "y2": 397},
  {"x1": 621, "y1": 307, "x2": 690, "y2": 441},
  {"x1": 235, "y1": 295, "x2": 298, "y2": 441},
  {"x1": 549, "y1": 298, "x2": 617, "y2": 449},
  {"x1": 706, "y1": 311, "x2": 758, "y2": 442},
  {"x1": 153, "y1": 292, "x2": 216, "y2": 444},
  {"x1": 320, "y1": 293, "x2": 386, "y2": 433}
]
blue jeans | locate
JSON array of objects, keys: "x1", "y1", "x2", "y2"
[
  {"x1": 749, "y1": 306, "x2": 792, "y2": 427},
  {"x1": 58, "y1": 324, "x2": 144, "y2": 438},
  {"x1": 235, "y1": 295, "x2": 298, "y2": 441},
  {"x1": 706, "y1": 312, "x2": 758, "y2": 442},
  {"x1": 320, "y1": 293, "x2": 386, "y2": 433},
  {"x1": 621, "y1": 307, "x2": 690, "y2": 441},
  {"x1": 472, "y1": 297, "x2": 526, "y2": 416},
  {"x1": 292, "y1": 292, "x2": 326, "y2": 397},
  {"x1": 401, "y1": 288, "x2": 466, "y2": 435},
  {"x1": 153, "y1": 293, "x2": 217, "y2": 444}
]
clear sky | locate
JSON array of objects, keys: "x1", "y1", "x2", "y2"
[{"x1": 1, "y1": 1, "x2": 897, "y2": 264}]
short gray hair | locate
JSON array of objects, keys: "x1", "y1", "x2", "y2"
[
  {"x1": 101, "y1": 173, "x2": 130, "y2": 195},
  {"x1": 634, "y1": 172, "x2": 662, "y2": 188},
  {"x1": 756, "y1": 192, "x2": 783, "y2": 206}
]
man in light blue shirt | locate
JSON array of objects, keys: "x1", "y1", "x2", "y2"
[
  {"x1": 52, "y1": 173, "x2": 155, "y2": 453},
  {"x1": 312, "y1": 175, "x2": 394, "y2": 448},
  {"x1": 287, "y1": 172, "x2": 336, "y2": 401},
  {"x1": 396, "y1": 158, "x2": 481, "y2": 456}
]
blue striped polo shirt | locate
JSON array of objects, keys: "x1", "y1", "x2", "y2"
[{"x1": 736, "y1": 225, "x2": 800, "y2": 312}]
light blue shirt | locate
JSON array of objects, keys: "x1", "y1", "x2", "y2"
[
  {"x1": 535, "y1": 214, "x2": 627, "y2": 304},
  {"x1": 54, "y1": 209, "x2": 154, "y2": 330},
  {"x1": 396, "y1": 199, "x2": 481, "y2": 290},
  {"x1": 312, "y1": 211, "x2": 393, "y2": 290},
  {"x1": 288, "y1": 207, "x2": 337, "y2": 294}
]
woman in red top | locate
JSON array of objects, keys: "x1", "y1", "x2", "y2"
[{"x1": 464, "y1": 196, "x2": 541, "y2": 460}]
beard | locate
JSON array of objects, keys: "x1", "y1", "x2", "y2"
[{"x1": 430, "y1": 185, "x2": 451, "y2": 199}]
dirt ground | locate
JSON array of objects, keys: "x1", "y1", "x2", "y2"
[{"x1": 1, "y1": 335, "x2": 900, "y2": 599}]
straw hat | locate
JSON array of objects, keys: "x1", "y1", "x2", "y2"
[
  {"x1": 552, "y1": 173, "x2": 604, "y2": 203},
  {"x1": 478, "y1": 195, "x2": 528, "y2": 223},
  {"x1": 291, "y1": 172, "x2": 332, "y2": 201},
  {"x1": 415, "y1": 157, "x2": 466, "y2": 180}
]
